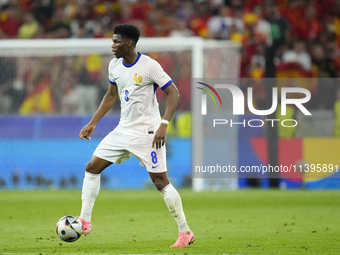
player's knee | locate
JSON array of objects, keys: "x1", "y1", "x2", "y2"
[
  {"x1": 85, "y1": 161, "x2": 93, "y2": 173},
  {"x1": 85, "y1": 161, "x2": 99, "y2": 174},
  {"x1": 152, "y1": 177, "x2": 167, "y2": 191}
]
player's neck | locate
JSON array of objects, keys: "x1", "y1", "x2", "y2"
[{"x1": 123, "y1": 51, "x2": 139, "y2": 66}]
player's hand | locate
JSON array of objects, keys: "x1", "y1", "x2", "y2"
[
  {"x1": 152, "y1": 123, "x2": 167, "y2": 149},
  {"x1": 79, "y1": 124, "x2": 96, "y2": 140}
]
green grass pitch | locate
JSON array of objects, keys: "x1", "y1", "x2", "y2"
[{"x1": 1, "y1": 189, "x2": 340, "y2": 254}]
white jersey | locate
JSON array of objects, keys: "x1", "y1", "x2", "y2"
[{"x1": 108, "y1": 52, "x2": 172, "y2": 136}]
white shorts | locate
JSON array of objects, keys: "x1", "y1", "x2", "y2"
[{"x1": 93, "y1": 127, "x2": 167, "y2": 173}]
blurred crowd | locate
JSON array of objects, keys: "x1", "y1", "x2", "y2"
[
  {"x1": 1, "y1": 0, "x2": 339, "y2": 73},
  {"x1": 1, "y1": 0, "x2": 340, "y2": 118}
]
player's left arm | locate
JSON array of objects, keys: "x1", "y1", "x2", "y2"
[{"x1": 152, "y1": 83, "x2": 179, "y2": 149}]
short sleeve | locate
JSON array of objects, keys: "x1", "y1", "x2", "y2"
[
  {"x1": 149, "y1": 59, "x2": 173, "y2": 90},
  {"x1": 108, "y1": 59, "x2": 117, "y2": 85}
]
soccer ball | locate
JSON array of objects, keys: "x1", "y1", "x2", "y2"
[{"x1": 56, "y1": 216, "x2": 83, "y2": 242}]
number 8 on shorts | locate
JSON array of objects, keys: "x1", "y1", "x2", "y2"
[{"x1": 151, "y1": 151, "x2": 158, "y2": 164}]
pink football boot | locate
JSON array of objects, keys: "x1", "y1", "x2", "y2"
[
  {"x1": 78, "y1": 217, "x2": 92, "y2": 235},
  {"x1": 170, "y1": 231, "x2": 195, "y2": 248}
]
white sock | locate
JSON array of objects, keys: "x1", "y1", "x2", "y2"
[
  {"x1": 160, "y1": 183, "x2": 190, "y2": 233},
  {"x1": 80, "y1": 171, "x2": 100, "y2": 222}
]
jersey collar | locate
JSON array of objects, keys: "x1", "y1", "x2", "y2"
[{"x1": 122, "y1": 52, "x2": 141, "y2": 68}]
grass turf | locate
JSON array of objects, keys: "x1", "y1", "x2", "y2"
[{"x1": 0, "y1": 189, "x2": 340, "y2": 255}]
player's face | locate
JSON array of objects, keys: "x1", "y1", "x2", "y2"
[{"x1": 111, "y1": 34, "x2": 130, "y2": 59}]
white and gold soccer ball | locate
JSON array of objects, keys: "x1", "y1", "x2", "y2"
[{"x1": 56, "y1": 216, "x2": 82, "y2": 242}]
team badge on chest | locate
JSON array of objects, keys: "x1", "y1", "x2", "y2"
[{"x1": 134, "y1": 72, "x2": 142, "y2": 86}]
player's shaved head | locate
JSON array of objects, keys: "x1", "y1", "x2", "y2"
[{"x1": 114, "y1": 24, "x2": 140, "y2": 45}]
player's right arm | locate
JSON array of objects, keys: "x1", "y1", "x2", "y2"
[{"x1": 79, "y1": 84, "x2": 118, "y2": 140}]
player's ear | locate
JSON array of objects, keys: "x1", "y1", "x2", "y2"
[{"x1": 127, "y1": 40, "x2": 134, "y2": 48}]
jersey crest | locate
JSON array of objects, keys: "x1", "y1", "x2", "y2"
[{"x1": 134, "y1": 72, "x2": 142, "y2": 86}]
